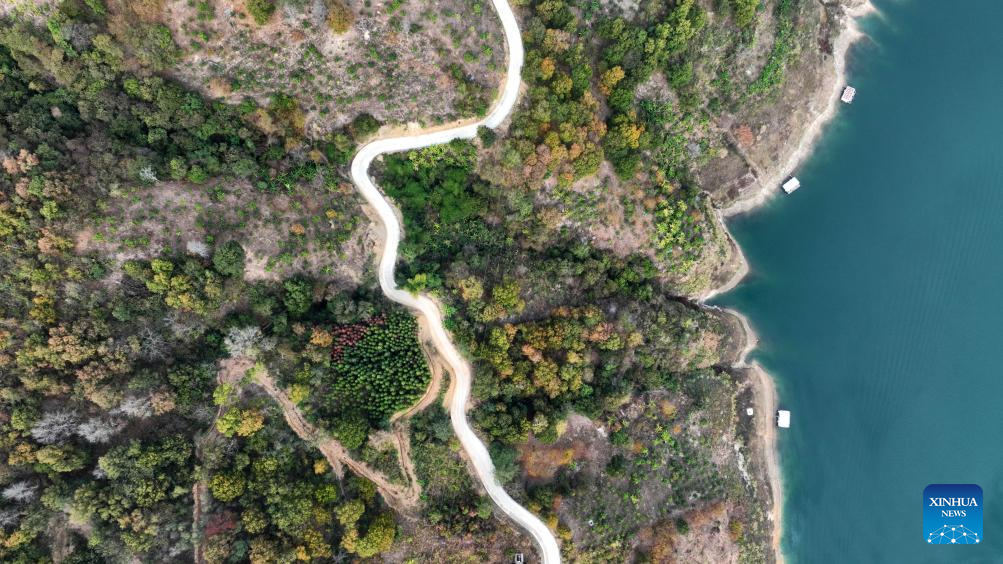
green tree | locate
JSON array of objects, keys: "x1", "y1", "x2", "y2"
[
  {"x1": 732, "y1": 0, "x2": 760, "y2": 28},
  {"x1": 283, "y1": 278, "x2": 313, "y2": 317},
  {"x1": 246, "y1": 0, "x2": 276, "y2": 24},
  {"x1": 35, "y1": 445, "x2": 87, "y2": 473},
  {"x1": 336, "y1": 499, "x2": 365, "y2": 527},
  {"x1": 209, "y1": 472, "x2": 246, "y2": 502},
  {"x1": 332, "y1": 412, "x2": 369, "y2": 450},
  {"x1": 477, "y1": 126, "x2": 497, "y2": 147},
  {"x1": 352, "y1": 513, "x2": 396, "y2": 557},
  {"x1": 212, "y1": 240, "x2": 246, "y2": 278},
  {"x1": 349, "y1": 113, "x2": 380, "y2": 140},
  {"x1": 242, "y1": 507, "x2": 268, "y2": 534}
]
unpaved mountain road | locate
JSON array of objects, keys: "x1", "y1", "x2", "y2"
[{"x1": 347, "y1": 0, "x2": 562, "y2": 561}]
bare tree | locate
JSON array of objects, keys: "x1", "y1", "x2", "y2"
[
  {"x1": 186, "y1": 240, "x2": 210, "y2": 258},
  {"x1": 138, "y1": 165, "x2": 158, "y2": 184},
  {"x1": 77, "y1": 417, "x2": 122, "y2": 444},
  {"x1": 113, "y1": 396, "x2": 152, "y2": 419},
  {"x1": 2, "y1": 481, "x2": 37, "y2": 503},
  {"x1": 138, "y1": 326, "x2": 168, "y2": 360},
  {"x1": 30, "y1": 410, "x2": 79, "y2": 444},
  {"x1": 166, "y1": 310, "x2": 206, "y2": 341},
  {"x1": 224, "y1": 326, "x2": 274, "y2": 358},
  {"x1": 189, "y1": 403, "x2": 215, "y2": 424},
  {"x1": 0, "y1": 505, "x2": 18, "y2": 525},
  {"x1": 0, "y1": 508, "x2": 19, "y2": 528}
]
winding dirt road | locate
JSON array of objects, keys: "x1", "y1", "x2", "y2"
[
  {"x1": 254, "y1": 371, "x2": 420, "y2": 513},
  {"x1": 348, "y1": 1, "x2": 562, "y2": 562}
]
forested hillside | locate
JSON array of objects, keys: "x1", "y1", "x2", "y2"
[
  {"x1": 0, "y1": 1, "x2": 410, "y2": 560},
  {"x1": 0, "y1": 0, "x2": 847, "y2": 562},
  {"x1": 377, "y1": 0, "x2": 845, "y2": 560}
]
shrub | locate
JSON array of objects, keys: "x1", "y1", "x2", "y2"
[
  {"x1": 348, "y1": 113, "x2": 380, "y2": 140},
  {"x1": 477, "y1": 126, "x2": 497, "y2": 147},
  {"x1": 729, "y1": 519, "x2": 744, "y2": 541},
  {"x1": 246, "y1": 0, "x2": 276, "y2": 25},
  {"x1": 186, "y1": 165, "x2": 207, "y2": 184},
  {"x1": 327, "y1": 0, "x2": 354, "y2": 33}
]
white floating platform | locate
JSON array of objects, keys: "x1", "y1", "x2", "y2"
[
  {"x1": 841, "y1": 85, "x2": 856, "y2": 104},
  {"x1": 777, "y1": 410, "x2": 791, "y2": 428},
  {"x1": 782, "y1": 176, "x2": 801, "y2": 194}
]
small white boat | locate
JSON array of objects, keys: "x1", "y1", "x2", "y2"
[
  {"x1": 841, "y1": 85, "x2": 856, "y2": 104},
  {"x1": 782, "y1": 177, "x2": 801, "y2": 194},
  {"x1": 777, "y1": 410, "x2": 791, "y2": 428}
]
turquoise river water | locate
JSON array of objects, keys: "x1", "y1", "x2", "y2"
[{"x1": 713, "y1": 1, "x2": 1003, "y2": 562}]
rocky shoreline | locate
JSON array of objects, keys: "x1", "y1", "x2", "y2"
[{"x1": 697, "y1": 2, "x2": 877, "y2": 562}]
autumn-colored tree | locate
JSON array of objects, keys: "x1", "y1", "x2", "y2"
[
  {"x1": 458, "y1": 276, "x2": 484, "y2": 302},
  {"x1": 599, "y1": 66, "x2": 625, "y2": 95},
  {"x1": 300, "y1": 528, "x2": 333, "y2": 559},
  {"x1": 327, "y1": 0, "x2": 354, "y2": 33},
  {"x1": 216, "y1": 408, "x2": 265, "y2": 437},
  {"x1": 539, "y1": 57, "x2": 556, "y2": 80},
  {"x1": 249, "y1": 538, "x2": 280, "y2": 564},
  {"x1": 309, "y1": 327, "x2": 333, "y2": 348}
]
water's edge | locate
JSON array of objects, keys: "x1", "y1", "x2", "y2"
[
  {"x1": 348, "y1": 1, "x2": 876, "y2": 561},
  {"x1": 698, "y1": 3, "x2": 876, "y2": 562}
]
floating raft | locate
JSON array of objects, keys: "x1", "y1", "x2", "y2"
[
  {"x1": 841, "y1": 85, "x2": 856, "y2": 104},
  {"x1": 782, "y1": 176, "x2": 801, "y2": 194},
  {"x1": 777, "y1": 410, "x2": 791, "y2": 428}
]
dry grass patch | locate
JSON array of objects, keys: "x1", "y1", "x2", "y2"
[
  {"x1": 77, "y1": 176, "x2": 369, "y2": 283},
  {"x1": 160, "y1": 0, "x2": 505, "y2": 135}
]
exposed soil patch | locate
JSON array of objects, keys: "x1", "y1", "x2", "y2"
[
  {"x1": 644, "y1": 501, "x2": 741, "y2": 563},
  {"x1": 519, "y1": 414, "x2": 610, "y2": 483},
  {"x1": 388, "y1": 515, "x2": 534, "y2": 563},
  {"x1": 547, "y1": 161, "x2": 657, "y2": 259}
]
